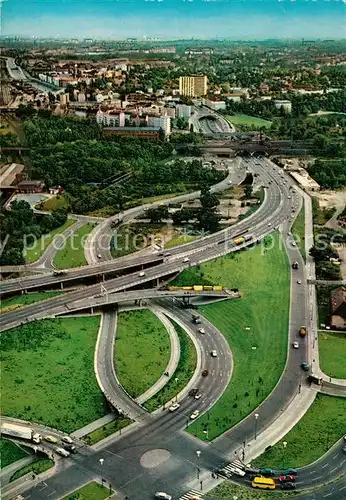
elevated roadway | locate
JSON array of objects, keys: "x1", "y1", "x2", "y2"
[
  {"x1": 0, "y1": 290, "x2": 231, "y2": 332},
  {"x1": 0, "y1": 157, "x2": 297, "y2": 296}
]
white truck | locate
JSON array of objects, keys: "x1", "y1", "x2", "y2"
[{"x1": 1, "y1": 422, "x2": 42, "y2": 444}]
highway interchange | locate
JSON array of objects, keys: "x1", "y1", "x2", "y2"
[{"x1": 1, "y1": 144, "x2": 346, "y2": 498}]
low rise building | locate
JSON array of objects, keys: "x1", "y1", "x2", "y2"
[
  {"x1": 16, "y1": 180, "x2": 45, "y2": 193},
  {"x1": 330, "y1": 287, "x2": 346, "y2": 330},
  {"x1": 103, "y1": 127, "x2": 161, "y2": 141},
  {"x1": 274, "y1": 99, "x2": 292, "y2": 113}
]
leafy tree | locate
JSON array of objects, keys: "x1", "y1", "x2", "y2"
[{"x1": 244, "y1": 185, "x2": 253, "y2": 199}]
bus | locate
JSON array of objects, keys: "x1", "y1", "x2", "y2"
[{"x1": 252, "y1": 477, "x2": 276, "y2": 490}]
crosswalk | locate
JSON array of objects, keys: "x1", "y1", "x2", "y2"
[
  {"x1": 179, "y1": 489, "x2": 204, "y2": 500},
  {"x1": 216, "y1": 458, "x2": 246, "y2": 478}
]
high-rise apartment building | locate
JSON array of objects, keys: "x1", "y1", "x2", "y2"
[{"x1": 179, "y1": 76, "x2": 208, "y2": 97}]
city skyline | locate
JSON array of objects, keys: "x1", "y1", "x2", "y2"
[{"x1": 2, "y1": 0, "x2": 346, "y2": 39}]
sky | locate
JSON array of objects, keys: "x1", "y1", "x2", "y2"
[{"x1": 2, "y1": 0, "x2": 346, "y2": 40}]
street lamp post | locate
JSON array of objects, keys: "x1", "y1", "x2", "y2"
[
  {"x1": 175, "y1": 377, "x2": 179, "y2": 401},
  {"x1": 254, "y1": 413, "x2": 259, "y2": 440},
  {"x1": 282, "y1": 441, "x2": 287, "y2": 469},
  {"x1": 99, "y1": 458, "x2": 104, "y2": 483},
  {"x1": 196, "y1": 450, "x2": 201, "y2": 480}
]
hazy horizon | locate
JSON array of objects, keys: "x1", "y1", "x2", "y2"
[{"x1": 2, "y1": 0, "x2": 346, "y2": 40}]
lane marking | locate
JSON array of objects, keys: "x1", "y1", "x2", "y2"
[
  {"x1": 323, "y1": 493, "x2": 332, "y2": 497},
  {"x1": 333, "y1": 453, "x2": 339, "y2": 459},
  {"x1": 309, "y1": 470, "x2": 316, "y2": 474},
  {"x1": 321, "y1": 463, "x2": 328, "y2": 469},
  {"x1": 48, "y1": 491, "x2": 56, "y2": 497},
  {"x1": 312, "y1": 476, "x2": 323, "y2": 482},
  {"x1": 339, "y1": 485, "x2": 346, "y2": 491},
  {"x1": 329, "y1": 466, "x2": 338, "y2": 474}
]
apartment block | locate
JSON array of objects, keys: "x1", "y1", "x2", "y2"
[{"x1": 179, "y1": 76, "x2": 208, "y2": 97}]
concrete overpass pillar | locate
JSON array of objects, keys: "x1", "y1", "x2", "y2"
[
  {"x1": 60, "y1": 282, "x2": 64, "y2": 290},
  {"x1": 157, "y1": 278, "x2": 160, "y2": 287},
  {"x1": 102, "y1": 273, "x2": 105, "y2": 281},
  {"x1": 91, "y1": 307, "x2": 94, "y2": 315}
]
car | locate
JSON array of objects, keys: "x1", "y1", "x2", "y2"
[
  {"x1": 258, "y1": 468, "x2": 276, "y2": 476},
  {"x1": 293, "y1": 341, "x2": 299, "y2": 349},
  {"x1": 97, "y1": 254, "x2": 102, "y2": 259},
  {"x1": 53, "y1": 271, "x2": 66, "y2": 276},
  {"x1": 198, "y1": 328, "x2": 205, "y2": 334},
  {"x1": 281, "y1": 469, "x2": 298, "y2": 476},
  {"x1": 297, "y1": 279, "x2": 302, "y2": 284},
  {"x1": 268, "y1": 222, "x2": 272, "y2": 226},
  {"x1": 194, "y1": 393, "x2": 202, "y2": 400},
  {"x1": 288, "y1": 196, "x2": 291, "y2": 199},
  {"x1": 342, "y1": 446, "x2": 346, "y2": 453},
  {"x1": 190, "y1": 410, "x2": 200, "y2": 420},
  {"x1": 202, "y1": 369, "x2": 209, "y2": 377},
  {"x1": 183, "y1": 257, "x2": 189, "y2": 263},
  {"x1": 344, "y1": 435, "x2": 346, "y2": 441},
  {"x1": 61, "y1": 435, "x2": 73, "y2": 444},
  {"x1": 64, "y1": 443, "x2": 77, "y2": 453},
  {"x1": 280, "y1": 483, "x2": 296, "y2": 490},
  {"x1": 188, "y1": 388, "x2": 199, "y2": 397},
  {"x1": 139, "y1": 271, "x2": 146, "y2": 277},
  {"x1": 228, "y1": 180, "x2": 232, "y2": 185},
  {"x1": 168, "y1": 402, "x2": 180, "y2": 412},
  {"x1": 154, "y1": 493, "x2": 172, "y2": 500},
  {"x1": 301, "y1": 362, "x2": 310, "y2": 371},
  {"x1": 279, "y1": 475, "x2": 296, "y2": 482},
  {"x1": 211, "y1": 350, "x2": 217, "y2": 357},
  {"x1": 292, "y1": 242, "x2": 296, "y2": 247},
  {"x1": 44, "y1": 435, "x2": 58, "y2": 444}
]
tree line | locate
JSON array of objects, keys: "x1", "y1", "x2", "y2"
[{"x1": 1, "y1": 201, "x2": 68, "y2": 265}]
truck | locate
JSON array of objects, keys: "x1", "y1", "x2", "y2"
[
  {"x1": 308, "y1": 374, "x2": 323, "y2": 385},
  {"x1": 299, "y1": 326, "x2": 307, "y2": 337},
  {"x1": 1, "y1": 422, "x2": 42, "y2": 443},
  {"x1": 292, "y1": 261, "x2": 299, "y2": 270}
]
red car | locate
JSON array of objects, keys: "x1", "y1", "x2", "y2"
[{"x1": 279, "y1": 475, "x2": 296, "y2": 483}]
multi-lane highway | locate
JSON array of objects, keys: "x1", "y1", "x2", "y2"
[{"x1": 2, "y1": 156, "x2": 344, "y2": 500}]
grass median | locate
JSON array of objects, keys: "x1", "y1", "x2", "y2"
[
  {"x1": 82, "y1": 417, "x2": 133, "y2": 445},
  {"x1": 226, "y1": 113, "x2": 272, "y2": 129},
  {"x1": 115, "y1": 310, "x2": 170, "y2": 398},
  {"x1": 174, "y1": 233, "x2": 290, "y2": 440},
  {"x1": 144, "y1": 318, "x2": 197, "y2": 412},
  {"x1": 210, "y1": 480, "x2": 297, "y2": 499},
  {"x1": 319, "y1": 331, "x2": 346, "y2": 379},
  {"x1": 292, "y1": 201, "x2": 306, "y2": 261},
  {"x1": 10, "y1": 458, "x2": 54, "y2": 482},
  {"x1": 63, "y1": 481, "x2": 112, "y2": 500},
  {"x1": 1, "y1": 292, "x2": 62, "y2": 314},
  {"x1": 255, "y1": 394, "x2": 346, "y2": 468},
  {"x1": 53, "y1": 222, "x2": 95, "y2": 269},
  {"x1": 24, "y1": 219, "x2": 75, "y2": 263},
  {"x1": 1, "y1": 317, "x2": 107, "y2": 433}
]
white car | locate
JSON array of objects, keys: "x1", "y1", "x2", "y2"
[
  {"x1": 190, "y1": 410, "x2": 200, "y2": 420},
  {"x1": 198, "y1": 328, "x2": 205, "y2": 334},
  {"x1": 97, "y1": 254, "x2": 102, "y2": 259},
  {"x1": 194, "y1": 393, "x2": 202, "y2": 400},
  {"x1": 292, "y1": 241, "x2": 296, "y2": 246},
  {"x1": 183, "y1": 257, "x2": 190, "y2": 263},
  {"x1": 268, "y1": 222, "x2": 272, "y2": 226},
  {"x1": 211, "y1": 350, "x2": 217, "y2": 357},
  {"x1": 61, "y1": 435, "x2": 73, "y2": 444},
  {"x1": 297, "y1": 280, "x2": 302, "y2": 284},
  {"x1": 139, "y1": 271, "x2": 146, "y2": 277},
  {"x1": 293, "y1": 341, "x2": 299, "y2": 349},
  {"x1": 168, "y1": 402, "x2": 180, "y2": 412},
  {"x1": 155, "y1": 493, "x2": 172, "y2": 500}
]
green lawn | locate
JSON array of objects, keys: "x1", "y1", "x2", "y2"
[
  {"x1": 165, "y1": 234, "x2": 198, "y2": 249},
  {"x1": 1, "y1": 317, "x2": 107, "y2": 433},
  {"x1": 63, "y1": 482, "x2": 112, "y2": 500},
  {"x1": 319, "y1": 331, "x2": 346, "y2": 379},
  {"x1": 0, "y1": 439, "x2": 29, "y2": 469},
  {"x1": 10, "y1": 458, "x2": 54, "y2": 482},
  {"x1": 226, "y1": 113, "x2": 272, "y2": 129},
  {"x1": 116, "y1": 310, "x2": 170, "y2": 398},
  {"x1": 40, "y1": 195, "x2": 69, "y2": 211},
  {"x1": 292, "y1": 202, "x2": 306, "y2": 261},
  {"x1": 144, "y1": 318, "x2": 197, "y2": 412},
  {"x1": 53, "y1": 223, "x2": 95, "y2": 269},
  {"x1": 174, "y1": 233, "x2": 290, "y2": 440},
  {"x1": 255, "y1": 394, "x2": 346, "y2": 468},
  {"x1": 1, "y1": 292, "x2": 62, "y2": 314},
  {"x1": 82, "y1": 417, "x2": 133, "y2": 445},
  {"x1": 24, "y1": 219, "x2": 75, "y2": 263}
]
